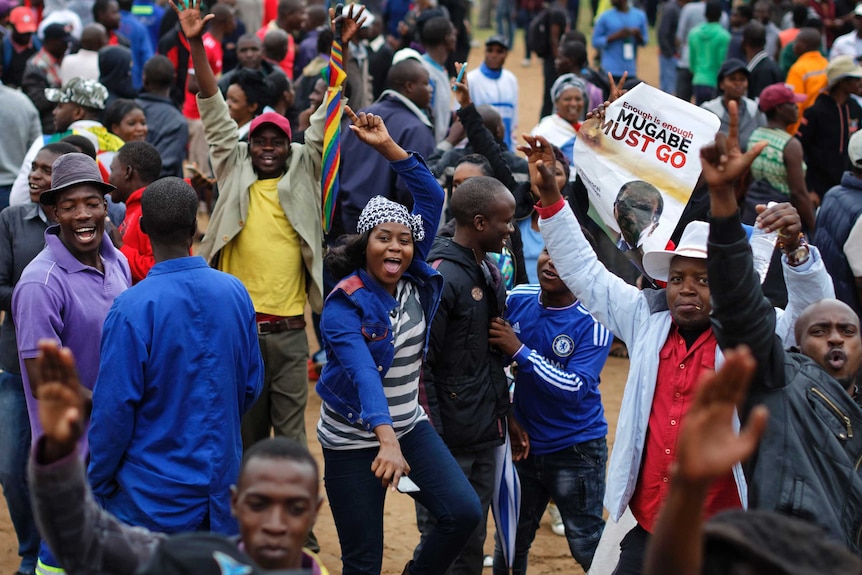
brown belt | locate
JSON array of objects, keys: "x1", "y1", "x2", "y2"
[{"x1": 256, "y1": 316, "x2": 306, "y2": 335}]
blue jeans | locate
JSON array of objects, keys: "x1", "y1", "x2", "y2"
[
  {"x1": 323, "y1": 421, "x2": 482, "y2": 575},
  {"x1": 659, "y1": 55, "x2": 678, "y2": 95},
  {"x1": 492, "y1": 437, "x2": 607, "y2": 573},
  {"x1": 495, "y1": 0, "x2": 516, "y2": 48},
  {"x1": 0, "y1": 370, "x2": 39, "y2": 574}
]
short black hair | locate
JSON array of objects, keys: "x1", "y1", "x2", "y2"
[
  {"x1": 743, "y1": 21, "x2": 766, "y2": 50},
  {"x1": 316, "y1": 27, "x2": 334, "y2": 55},
  {"x1": 104, "y1": 99, "x2": 145, "y2": 136},
  {"x1": 455, "y1": 153, "x2": 493, "y2": 177},
  {"x1": 117, "y1": 141, "x2": 162, "y2": 184},
  {"x1": 324, "y1": 230, "x2": 371, "y2": 280},
  {"x1": 792, "y1": 5, "x2": 809, "y2": 28},
  {"x1": 560, "y1": 40, "x2": 588, "y2": 68},
  {"x1": 733, "y1": 4, "x2": 753, "y2": 20},
  {"x1": 58, "y1": 135, "x2": 97, "y2": 158},
  {"x1": 143, "y1": 55, "x2": 175, "y2": 90},
  {"x1": 450, "y1": 176, "x2": 509, "y2": 225},
  {"x1": 420, "y1": 16, "x2": 453, "y2": 48},
  {"x1": 240, "y1": 437, "x2": 319, "y2": 483},
  {"x1": 386, "y1": 58, "x2": 426, "y2": 92},
  {"x1": 39, "y1": 142, "x2": 80, "y2": 158},
  {"x1": 229, "y1": 70, "x2": 273, "y2": 115},
  {"x1": 92, "y1": 0, "x2": 116, "y2": 20},
  {"x1": 706, "y1": 0, "x2": 722, "y2": 22},
  {"x1": 265, "y1": 71, "x2": 291, "y2": 99},
  {"x1": 140, "y1": 177, "x2": 197, "y2": 241}
]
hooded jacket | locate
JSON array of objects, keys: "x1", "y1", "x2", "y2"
[
  {"x1": 799, "y1": 92, "x2": 862, "y2": 198},
  {"x1": 422, "y1": 236, "x2": 511, "y2": 452}
]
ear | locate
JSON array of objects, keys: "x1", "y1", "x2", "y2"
[
  {"x1": 138, "y1": 215, "x2": 147, "y2": 235},
  {"x1": 72, "y1": 105, "x2": 86, "y2": 121},
  {"x1": 188, "y1": 218, "x2": 198, "y2": 240},
  {"x1": 229, "y1": 484, "x2": 239, "y2": 517},
  {"x1": 473, "y1": 213, "x2": 485, "y2": 231},
  {"x1": 124, "y1": 163, "x2": 134, "y2": 182}
]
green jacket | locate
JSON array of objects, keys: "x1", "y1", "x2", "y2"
[
  {"x1": 688, "y1": 22, "x2": 731, "y2": 88},
  {"x1": 197, "y1": 90, "x2": 341, "y2": 314}
]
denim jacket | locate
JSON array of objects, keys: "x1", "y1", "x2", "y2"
[{"x1": 315, "y1": 153, "x2": 444, "y2": 432}]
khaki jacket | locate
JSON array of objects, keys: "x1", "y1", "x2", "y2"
[{"x1": 197, "y1": 90, "x2": 341, "y2": 313}]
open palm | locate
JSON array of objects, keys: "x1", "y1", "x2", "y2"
[{"x1": 169, "y1": 0, "x2": 213, "y2": 39}]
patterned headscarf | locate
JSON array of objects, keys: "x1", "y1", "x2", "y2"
[
  {"x1": 356, "y1": 196, "x2": 425, "y2": 241},
  {"x1": 550, "y1": 74, "x2": 587, "y2": 108}
]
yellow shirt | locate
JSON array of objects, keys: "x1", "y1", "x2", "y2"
[{"x1": 219, "y1": 178, "x2": 306, "y2": 316}]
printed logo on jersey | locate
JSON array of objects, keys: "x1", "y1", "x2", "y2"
[
  {"x1": 512, "y1": 321, "x2": 521, "y2": 334},
  {"x1": 552, "y1": 334, "x2": 574, "y2": 357},
  {"x1": 213, "y1": 551, "x2": 253, "y2": 575}
]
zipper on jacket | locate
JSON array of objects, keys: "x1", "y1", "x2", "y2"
[{"x1": 811, "y1": 387, "x2": 853, "y2": 439}]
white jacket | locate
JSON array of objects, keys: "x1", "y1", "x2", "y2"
[{"x1": 539, "y1": 202, "x2": 835, "y2": 521}]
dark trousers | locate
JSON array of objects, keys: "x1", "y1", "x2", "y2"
[
  {"x1": 415, "y1": 446, "x2": 497, "y2": 575},
  {"x1": 675, "y1": 67, "x2": 694, "y2": 103},
  {"x1": 612, "y1": 523, "x2": 651, "y2": 575},
  {"x1": 492, "y1": 437, "x2": 607, "y2": 573},
  {"x1": 693, "y1": 85, "x2": 718, "y2": 105},
  {"x1": 541, "y1": 56, "x2": 559, "y2": 120},
  {"x1": 325, "y1": 421, "x2": 482, "y2": 575}
]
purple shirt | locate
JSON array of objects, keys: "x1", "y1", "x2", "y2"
[{"x1": 12, "y1": 226, "x2": 131, "y2": 448}]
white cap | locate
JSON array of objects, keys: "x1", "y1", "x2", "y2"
[
  {"x1": 642, "y1": 221, "x2": 709, "y2": 282},
  {"x1": 849, "y1": 130, "x2": 862, "y2": 168}
]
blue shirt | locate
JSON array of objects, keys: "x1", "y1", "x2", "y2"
[
  {"x1": 87, "y1": 256, "x2": 263, "y2": 535},
  {"x1": 120, "y1": 10, "x2": 154, "y2": 89},
  {"x1": 131, "y1": 0, "x2": 165, "y2": 54},
  {"x1": 592, "y1": 7, "x2": 649, "y2": 77},
  {"x1": 506, "y1": 285, "x2": 611, "y2": 454},
  {"x1": 517, "y1": 218, "x2": 544, "y2": 283}
]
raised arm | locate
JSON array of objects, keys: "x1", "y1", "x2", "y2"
[
  {"x1": 345, "y1": 107, "x2": 444, "y2": 260},
  {"x1": 29, "y1": 341, "x2": 163, "y2": 573},
  {"x1": 702, "y1": 101, "x2": 786, "y2": 390},
  {"x1": 522, "y1": 134, "x2": 649, "y2": 345},
  {"x1": 170, "y1": 0, "x2": 218, "y2": 99}
]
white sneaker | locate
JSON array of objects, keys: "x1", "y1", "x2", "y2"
[
  {"x1": 483, "y1": 555, "x2": 493, "y2": 568},
  {"x1": 548, "y1": 503, "x2": 565, "y2": 536}
]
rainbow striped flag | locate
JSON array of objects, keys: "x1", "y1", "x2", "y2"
[{"x1": 321, "y1": 35, "x2": 347, "y2": 235}]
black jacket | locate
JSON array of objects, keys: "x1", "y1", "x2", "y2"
[
  {"x1": 709, "y1": 211, "x2": 862, "y2": 554},
  {"x1": 800, "y1": 92, "x2": 862, "y2": 198},
  {"x1": 421, "y1": 237, "x2": 510, "y2": 453}
]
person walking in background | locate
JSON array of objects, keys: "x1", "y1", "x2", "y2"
[
  {"x1": 592, "y1": 0, "x2": 648, "y2": 80},
  {"x1": 657, "y1": 0, "x2": 686, "y2": 95},
  {"x1": 688, "y1": 0, "x2": 730, "y2": 105}
]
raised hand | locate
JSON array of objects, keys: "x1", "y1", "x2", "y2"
[
  {"x1": 672, "y1": 346, "x2": 768, "y2": 486},
  {"x1": 36, "y1": 340, "x2": 88, "y2": 462},
  {"x1": 755, "y1": 202, "x2": 803, "y2": 253},
  {"x1": 608, "y1": 71, "x2": 628, "y2": 103},
  {"x1": 330, "y1": 3, "x2": 366, "y2": 45},
  {"x1": 518, "y1": 134, "x2": 561, "y2": 206},
  {"x1": 346, "y1": 106, "x2": 408, "y2": 161},
  {"x1": 168, "y1": 0, "x2": 213, "y2": 40},
  {"x1": 451, "y1": 62, "x2": 472, "y2": 108},
  {"x1": 700, "y1": 101, "x2": 767, "y2": 191}
]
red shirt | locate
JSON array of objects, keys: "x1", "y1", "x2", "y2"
[
  {"x1": 628, "y1": 324, "x2": 741, "y2": 532},
  {"x1": 118, "y1": 187, "x2": 154, "y2": 284},
  {"x1": 182, "y1": 32, "x2": 223, "y2": 120},
  {"x1": 256, "y1": 23, "x2": 295, "y2": 79}
]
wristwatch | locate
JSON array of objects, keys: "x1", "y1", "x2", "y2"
[{"x1": 785, "y1": 236, "x2": 810, "y2": 267}]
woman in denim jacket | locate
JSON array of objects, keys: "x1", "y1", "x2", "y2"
[{"x1": 315, "y1": 108, "x2": 482, "y2": 575}]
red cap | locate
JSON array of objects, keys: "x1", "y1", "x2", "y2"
[
  {"x1": 249, "y1": 112, "x2": 292, "y2": 141},
  {"x1": 758, "y1": 83, "x2": 806, "y2": 113},
  {"x1": 9, "y1": 6, "x2": 36, "y2": 33}
]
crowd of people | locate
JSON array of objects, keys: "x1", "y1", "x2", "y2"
[{"x1": 0, "y1": 0, "x2": 861, "y2": 574}]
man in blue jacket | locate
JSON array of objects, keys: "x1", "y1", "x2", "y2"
[
  {"x1": 329, "y1": 57, "x2": 435, "y2": 243},
  {"x1": 87, "y1": 177, "x2": 263, "y2": 535}
]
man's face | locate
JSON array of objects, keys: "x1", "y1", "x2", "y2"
[
  {"x1": 249, "y1": 125, "x2": 290, "y2": 179},
  {"x1": 614, "y1": 191, "x2": 659, "y2": 248},
  {"x1": 406, "y1": 68, "x2": 433, "y2": 110},
  {"x1": 226, "y1": 83, "x2": 257, "y2": 126},
  {"x1": 798, "y1": 301, "x2": 862, "y2": 388},
  {"x1": 99, "y1": 0, "x2": 121, "y2": 30},
  {"x1": 452, "y1": 162, "x2": 486, "y2": 194},
  {"x1": 484, "y1": 44, "x2": 508, "y2": 71},
  {"x1": 537, "y1": 248, "x2": 569, "y2": 296},
  {"x1": 232, "y1": 458, "x2": 321, "y2": 571},
  {"x1": 444, "y1": 24, "x2": 457, "y2": 53},
  {"x1": 720, "y1": 71, "x2": 749, "y2": 101},
  {"x1": 29, "y1": 149, "x2": 61, "y2": 204},
  {"x1": 666, "y1": 256, "x2": 711, "y2": 329},
  {"x1": 11, "y1": 29, "x2": 33, "y2": 45},
  {"x1": 52, "y1": 185, "x2": 107, "y2": 261},
  {"x1": 108, "y1": 154, "x2": 133, "y2": 203},
  {"x1": 753, "y1": 4, "x2": 769, "y2": 23},
  {"x1": 237, "y1": 38, "x2": 263, "y2": 69},
  {"x1": 309, "y1": 78, "x2": 326, "y2": 109},
  {"x1": 277, "y1": 8, "x2": 303, "y2": 32},
  {"x1": 477, "y1": 191, "x2": 516, "y2": 254},
  {"x1": 53, "y1": 102, "x2": 83, "y2": 132}
]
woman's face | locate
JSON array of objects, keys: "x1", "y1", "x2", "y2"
[
  {"x1": 227, "y1": 83, "x2": 258, "y2": 126},
  {"x1": 556, "y1": 87, "x2": 585, "y2": 124},
  {"x1": 112, "y1": 108, "x2": 148, "y2": 142},
  {"x1": 775, "y1": 101, "x2": 799, "y2": 126},
  {"x1": 28, "y1": 149, "x2": 61, "y2": 204},
  {"x1": 364, "y1": 223, "x2": 414, "y2": 295}
]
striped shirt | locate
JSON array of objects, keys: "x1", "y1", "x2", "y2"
[{"x1": 318, "y1": 280, "x2": 428, "y2": 450}]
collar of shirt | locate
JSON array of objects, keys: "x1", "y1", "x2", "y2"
[
  {"x1": 377, "y1": 89, "x2": 433, "y2": 128},
  {"x1": 44, "y1": 225, "x2": 119, "y2": 274},
  {"x1": 747, "y1": 50, "x2": 768, "y2": 71},
  {"x1": 147, "y1": 255, "x2": 209, "y2": 277}
]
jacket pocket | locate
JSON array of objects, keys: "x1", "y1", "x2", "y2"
[
  {"x1": 777, "y1": 476, "x2": 812, "y2": 521},
  {"x1": 437, "y1": 374, "x2": 502, "y2": 449},
  {"x1": 808, "y1": 387, "x2": 854, "y2": 441},
  {"x1": 361, "y1": 324, "x2": 390, "y2": 342}
]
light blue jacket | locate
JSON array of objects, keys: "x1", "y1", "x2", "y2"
[{"x1": 539, "y1": 203, "x2": 835, "y2": 521}]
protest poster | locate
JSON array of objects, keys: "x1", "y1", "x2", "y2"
[{"x1": 573, "y1": 83, "x2": 721, "y2": 281}]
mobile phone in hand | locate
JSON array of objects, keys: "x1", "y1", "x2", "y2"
[{"x1": 396, "y1": 475, "x2": 420, "y2": 493}]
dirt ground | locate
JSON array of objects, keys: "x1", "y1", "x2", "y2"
[{"x1": 0, "y1": 30, "x2": 659, "y2": 575}]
